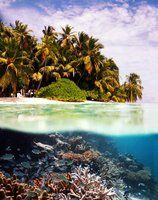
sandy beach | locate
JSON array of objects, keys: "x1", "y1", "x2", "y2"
[
  {"x1": 0, "y1": 97, "x2": 107, "y2": 104},
  {"x1": 0, "y1": 97, "x2": 65, "y2": 104}
]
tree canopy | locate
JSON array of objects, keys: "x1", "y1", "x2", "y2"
[{"x1": 0, "y1": 21, "x2": 143, "y2": 102}]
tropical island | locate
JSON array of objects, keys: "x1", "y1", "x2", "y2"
[
  {"x1": 0, "y1": 21, "x2": 143, "y2": 102},
  {"x1": 1, "y1": 21, "x2": 158, "y2": 200}
]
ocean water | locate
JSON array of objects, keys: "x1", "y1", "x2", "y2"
[
  {"x1": 0, "y1": 102, "x2": 158, "y2": 199},
  {"x1": 111, "y1": 135, "x2": 158, "y2": 180}
]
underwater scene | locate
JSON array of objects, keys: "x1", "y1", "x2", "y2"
[{"x1": 0, "y1": 102, "x2": 158, "y2": 200}]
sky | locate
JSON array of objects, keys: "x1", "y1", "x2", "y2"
[{"x1": 0, "y1": 0, "x2": 158, "y2": 102}]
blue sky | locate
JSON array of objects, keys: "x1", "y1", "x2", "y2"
[
  {"x1": 4, "y1": 0, "x2": 158, "y2": 8},
  {"x1": 0, "y1": 0, "x2": 158, "y2": 102}
]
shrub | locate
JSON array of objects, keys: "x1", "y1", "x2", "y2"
[
  {"x1": 86, "y1": 90, "x2": 111, "y2": 102},
  {"x1": 36, "y1": 78, "x2": 86, "y2": 102}
]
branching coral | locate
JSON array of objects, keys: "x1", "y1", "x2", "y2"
[
  {"x1": 62, "y1": 150, "x2": 99, "y2": 163},
  {"x1": 68, "y1": 166, "x2": 118, "y2": 200},
  {"x1": 42, "y1": 166, "x2": 121, "y2": 199},
  {"x1": 96, "y1": 156, "x2": 125, "y2": 189},
  {"x1": 0, "y1": 166, "x2": 122, "y2": 200}
]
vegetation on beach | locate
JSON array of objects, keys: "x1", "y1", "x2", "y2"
[
  {"x1": 0, "y1": 21, "x2": 143, "y2": 102},
  {"x1": 36, "y1": 78, "x2": 86, "y2": 101}
]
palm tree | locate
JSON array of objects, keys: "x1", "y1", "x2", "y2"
[
  {"x1": 112, "y1": 85, "x2": 127, "y2": 102},
  {"x1": 34, "y1": 25, "x2": 80, "y2": 87},
  {"x1": 42, "y1": 26, "x2": 58, "y2": 38},
  {"x1": 59, "y1": 25, "x2": 75, "y2": 49},
  {"x1": 76, "y1": 33, "x2": 104, "y2": 74},
  {"x1": 0, "y1": 38, "x2": 34, "y2": 95},
  {"x1": 0, "y1": 21, "x2": 143, "y2": 102},
  {"x1": 73, "y1": 32, "x2": 105, "y2": 89},
  {"x1": 32, "y1": 26, "x2": 60, "y2": 89},
  {"x1": 94, "y1": 58, "x2": 120, "y2": 100},
  {"x1": 124, "y1": 73, "x2": 143, "y2": 102},
  {"x1": 0, "y1": 22, "x2": 35, "y2": 96}
]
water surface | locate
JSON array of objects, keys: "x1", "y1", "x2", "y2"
[{"x1": 0, "y1": 102, "x2": 157, "y2": 134}]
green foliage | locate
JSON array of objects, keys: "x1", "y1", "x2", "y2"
[
  {"x1": 0, "y1": 21, "x2": 36, "y2": 94},
  {"x1": 36, "y1": 78, "x2": 86, "y2": 102},
  {"x1": 0, "y1": 21, "x2": 143, "y2": 102},
  {"x1": 86, "y1": 90, "x2": 111, "y2": 102},
  {"x1": 86, "y1": 90, "x2": 100, "y2": 101},
  {"x1": 124, "y1": 73, "x2": 143, "y2": 102}
]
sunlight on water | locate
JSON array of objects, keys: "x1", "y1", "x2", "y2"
[{"x1": 0, "y1": 102, "x2": 158, "y2": 135}]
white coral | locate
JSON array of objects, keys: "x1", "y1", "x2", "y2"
[{"x1": 68, "y1": 166, "x2": 120, "y2": 200}]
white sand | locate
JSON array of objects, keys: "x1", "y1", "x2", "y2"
[
  {"x1": 0, "y1": 97, "x2": 68, "y2": 104},
  {"x1": 0, "y1": 97, "x2": 106, "y2": 105}
]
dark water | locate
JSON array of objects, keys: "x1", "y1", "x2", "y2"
[
  {"x1": 110, "y1": 134, "x2": 158, "y2": 181},
  {"x1": 0, "y1": 128, "x2": 158, "y2": 200}
]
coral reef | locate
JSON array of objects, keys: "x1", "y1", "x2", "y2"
[
  {"x1": 0, "y1": 167, "x2": 118, "y2": 200},
  {"x1": 66, "y1": 166, "x2": 117, "y2": 199},
  {"x1": 126, "y1": 170, "x2": 152, "y2": 183},
  {"x1": 0, "y1": 131, "x2": 157, "y2": 199},
  {"x1": 62, "y1": 150, "x2": 99, "y2": 163}
]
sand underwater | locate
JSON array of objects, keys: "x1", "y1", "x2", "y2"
[{"x1": 0, "y1": 100, "x2": 158, "y2": 200}]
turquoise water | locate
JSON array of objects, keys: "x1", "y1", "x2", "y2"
[
  {"x1": 0, "y1": 102, "x2": 158, "y2": 134},
  {"x1": 0, "y1": 102, "x2": 158, "y2": 199}
]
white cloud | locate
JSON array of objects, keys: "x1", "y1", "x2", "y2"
[
  {"x1": 0, "y1": 0, "x2": 16, "y2": 8},
  {"x1": 0, "y1": 1, "x2": 158, "y2": 102}
]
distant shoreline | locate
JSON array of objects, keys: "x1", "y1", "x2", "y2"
[
  {"x1": 0, "y1": 97, "x2": 61, "y2": 104},
  {"x1": 0, "y1": 97, "x2": 110, "y2": 104},
  {"x1": 0, "y1": 97, "x2": 142, "y2": 105}
]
